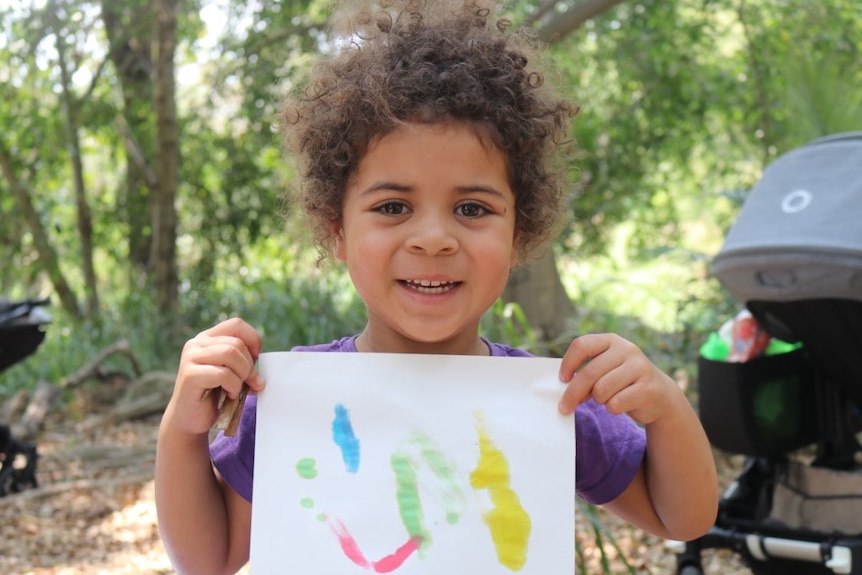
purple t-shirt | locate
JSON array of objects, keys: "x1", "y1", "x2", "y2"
[{"x1": 210, "y1": 335, "x2": 646, "y2": 506}]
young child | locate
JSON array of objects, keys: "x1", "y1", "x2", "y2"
[{"x1": 155, "y1": 0, "x2": 718, "y2": 572}]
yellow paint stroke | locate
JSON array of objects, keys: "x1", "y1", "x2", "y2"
[{"x1": 469, "y1": 411, "x2": 531, "y2": 571}]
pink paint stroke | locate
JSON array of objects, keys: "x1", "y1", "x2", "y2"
[{"x1": 328, "y1": 517, "x2": 422, "y2": 573}]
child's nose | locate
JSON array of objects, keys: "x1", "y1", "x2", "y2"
[{"x1": 406, "y1": 213, "x2": 459, "y2": 255}]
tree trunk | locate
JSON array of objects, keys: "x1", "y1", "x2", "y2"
[
  {"x1": 55, "y1": 27, "x2": 100, "y2": 319},
  {"x1": 503, "y1": 250, "x2": 576, "y2": 343},
  {"x1": 101, "y1": 0, "x2": 156, "y2": 273},
  {"x1": 152, "y1": 0, "x2": 180, "y2": 317},
  {"x1": 0, "y1": 145, "x2": 82, "y2": 320}
]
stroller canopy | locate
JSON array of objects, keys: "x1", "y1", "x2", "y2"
[{"x1": 711, "y1": 132, "x2": 862, "y2": 304}]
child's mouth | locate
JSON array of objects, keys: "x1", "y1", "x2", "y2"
[{"x1": 400, "y1": 279, "x2": 460, "y2": 294}]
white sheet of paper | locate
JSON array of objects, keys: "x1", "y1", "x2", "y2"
[{"x1": 252, "y1": 351, "x2": 575, "y2": 574}]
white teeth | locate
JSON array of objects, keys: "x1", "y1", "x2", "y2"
[{"x1": 404, "y1": 279, "x2": 456, "y2": 293}]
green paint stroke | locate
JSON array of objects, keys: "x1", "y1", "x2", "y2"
[
  {"x1": 389, "y1": 432, "x2": 470, "y2": 555},
  {"x1": 300, "y1": 497, "x2": 315, "y2": 509},
  {"x1": 406, "y1": 432, "x2": 466, "y2": 524},
  {"x1": 470, "y1": 411, "x2": 531, "y2": 571},
  {"x1": 390, "y1": 452, "x2": 431, "y2": 552},
  {"x1": 296, "y1": 457, "x2": 318, "y2": 479}
]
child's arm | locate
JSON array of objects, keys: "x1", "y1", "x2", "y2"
[
  {"x1": 558, "y1": 333, "x2": 718, "y2": 541},
  {"x1": 155, "y1": 318, "x2": 265, "y2": 575}
]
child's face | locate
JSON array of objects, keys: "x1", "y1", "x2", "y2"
[{"x1": 333, "y1": 121, "x2": 517, "y2": 354}]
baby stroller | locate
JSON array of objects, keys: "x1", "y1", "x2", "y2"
[
  {"x1": 0, "y1": 297, "x2": 51, "y2": 496},
  {"x1": 671, "y1": 132, "x2": 862, "y2": 575}
]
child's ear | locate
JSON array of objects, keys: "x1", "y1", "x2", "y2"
[{"x1": 332, "y1": 225, "x2": 347, "y2": 261}]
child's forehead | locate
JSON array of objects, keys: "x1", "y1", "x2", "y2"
[
  {"x1": 366, "y1": 119, "x2": 505, "y2": 156},
  {"x1": 345, "y1": 120, "x2": 514, "y2": 199}
]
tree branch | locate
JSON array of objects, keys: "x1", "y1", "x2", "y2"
[
  {"x1": 535, "y1": 0, "x2": 628, "y2": 43},
  {"x1": 60, "y1": 339, "x2": 143, "y2": 389},
  {"x1": 113, "y1": 114, "x2": 160, "y2": 194}
]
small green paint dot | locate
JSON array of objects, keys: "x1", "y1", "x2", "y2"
[
  {"x1": 316, "y1": 513, "x2": 327, "y2": 522},
  {"x1": 296, "y1": 457, "x2": 318, "y2": 479},
  {"x1": 300, "y1": 497, "x2": 315, "y2": 508},
  {"x1": 446, "y1": 512, "x2": 460, "y2": 525}
]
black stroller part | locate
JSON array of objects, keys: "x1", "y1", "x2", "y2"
[
  {"x1": 698, "y1": 347, "x2": 820, "y2": 458},
  {"x1": 747, "y1": 298, "x2": 862, "y2": 410},
  {"x1": 0, "y1": 423, "x2": 39, "y2": 497},
  {"x1": 0, "y1": 297, "x2": 51, "y2": 374},
  {"x1": 0, "y1": 297, "x2": 49, "y2": 499}
]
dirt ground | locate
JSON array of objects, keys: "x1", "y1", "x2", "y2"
[{"x1": 1, "y1": 397, "x2": 751, "y2": 575}]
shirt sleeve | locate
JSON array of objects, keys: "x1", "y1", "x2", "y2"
[
  {"x1": 209, "y1": 394, "x2": 258, "y2": 503},
  {"x1": 575, "y1": 399, "x2": 646, "y2": 505}
]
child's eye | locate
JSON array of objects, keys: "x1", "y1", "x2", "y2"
[
  {"x1": 455, "y1": 202, "x2": 490, "y2": 218},
  {"x1": 374, "y1": 201, "x2": 408, "y2": 216}
]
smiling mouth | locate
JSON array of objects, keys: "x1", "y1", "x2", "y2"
[{"x1": 400, "y1": 279, "x2": 460, "y2": 294}]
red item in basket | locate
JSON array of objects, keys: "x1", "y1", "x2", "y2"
[{"x1": 728, "y1": 311, "x2": 771, "y2": 362}]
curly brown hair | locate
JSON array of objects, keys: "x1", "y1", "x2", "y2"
[{"x1": 281, "y1": 0, "x2": 578, "y2": 258}]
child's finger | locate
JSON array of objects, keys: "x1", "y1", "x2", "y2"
[
  {"x1": 185, "y1": 337, "x2": 258, "y2": 384},
  {"x1": 557, "y1": 351, "x2": 622, "y2": 414},
  {"x1": 558, "y1": 333, "x2": 612, "y2": 382},
  {"x1": 557, "y1": 375, "x2": 591, "y2": 415},
  {"x1": 585, "y1": 359, "x2": 638, "y2": 406},
  {"x1": 200, "y1": 317, "x2": 263, "y2": 358},
  {"x1": 245, "y1": 365, "x2": 265, "y2": 392},
  {"x1": 599, "y1": 380, "x2": 641, "y2": 417},
  {"x1": 183, "y1": 363, "x2": 248, "y2": 399},
  {"x1": 178, "y1": 337, "x2": 265, "y2": 402}
]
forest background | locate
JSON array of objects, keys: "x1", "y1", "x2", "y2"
[{"x1": 0, "y1": 0, "x2": 860, "y2": 573}]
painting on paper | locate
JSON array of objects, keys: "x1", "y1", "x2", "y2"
[{"x1": 251, "y1": 351, "x2": 575, "y2": 574}]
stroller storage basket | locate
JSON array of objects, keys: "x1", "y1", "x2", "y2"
[{"x1": 698, "y1": 348, "x2": 819, "y2": 458}]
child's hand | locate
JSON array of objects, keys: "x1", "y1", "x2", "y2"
[
  {"x1": 166, "y1": 317, "x2": 266, "y2": 436},
  {"x1": 557, "y1": 333, "x2": 677, "y2": 425}
]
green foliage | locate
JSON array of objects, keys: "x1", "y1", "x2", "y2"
[
  {"x1": 480, "y1": 299, "x2": 539, "y2": 351},
  {"x1": 0, "y1": 262, "x2": 368, "y2": 395},
  {"x1": 577, "y1": 501, "x2": 638, "y2": 575},
  {"x1": 180, "y1": 269, "x2": 367, "y2": 353},
  {"x1": 531, "y1": 0, "x2": 862, "y2": 270}
]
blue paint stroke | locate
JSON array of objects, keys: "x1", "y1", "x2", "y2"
[{"x1": 332, "y1": 403, "x2": 361, "y2": 473}]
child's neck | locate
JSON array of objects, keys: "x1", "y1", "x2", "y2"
[{"x1": 354, "y1": 330, "x2": 490, "y2": 356}]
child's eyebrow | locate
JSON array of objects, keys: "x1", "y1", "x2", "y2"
[
  {"x1": 360, "y1": 182, "x2": 508, "y2": 199},
  {"x1": 360, "y1": 181, "x2": 412, "y2": 195},
  {"x1": 455, "y1": 185, "x2": 509, "y2": 199}
]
